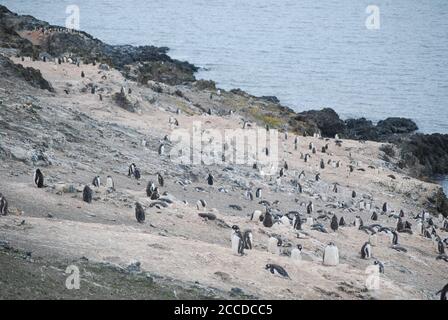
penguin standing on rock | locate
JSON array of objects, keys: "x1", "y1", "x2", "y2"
[
  {"x1": 146, "y1": 181, "x2": 155, "y2": 198},
  {"x1": 34, "y1": 169, "x2": 44, "y2": 188},
  {"x1": 323, "y1": 242, "x2": 339, "y2": 266},
  {"x1": 339, "y1": 217, "x2": 346, "y2": 226},
  {"x1": 157, "y1": 173, "x2": 164, "y2": 187},
  {"x1": 106, "y1": 176, "x2": 115, "y2": 191},
  {"x1": 128, "y1": 163, "x2": 137, "y2": 177},
  {"x1": 293, "y1": 213, "x2": 302, "y2": 230},
  {"x1": 331, "y1": 215, "x2": 339, "y2": 232},
  {"x1": 374, "y1": 260, "x2": 385, "y2": 274},
  {"x1": 291, "y1": 245, "x2": 303, "y2": 261},
  {"x1": 263, "y1": 210, "x2": 273, "y2": 228},
  {"x1": 255, "y1": 188, "x2": 262, "y2": 198},
  {"x1": 265, "y1": 264, "x2": 290, "y2": 279},
  {"x1": 0, "y1": 194, "x2": 8, "y2": 216},
  {"x1": 135, "y1": 202, "x2": 145, "y2": 223},
  {"x1": 243, "y1": 230, "x2": 253, "y2": 250},
  {"x1": 231, "y1": 225, "x2": 244, "y2": 256},
  {"x1": 371, "y1": 212, "x2": 378, "y2": 221},
  {"x1": 361, "y1": 242, "x2": 372, "y2": 259},
  {"x1": 158, "y1": 144, "x2": 165, "y2": 156},
  {"x1": 83, "y1": 185, "x2": 93, "y2": 203}
]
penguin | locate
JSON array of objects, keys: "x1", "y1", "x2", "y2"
[
  {"x1": 81, "y1": 71, "x2": 85, "y2": 78},
  {"x1": 231, "y1": 225, "x2": 244, "y2": 255},
  {"x1": 150, "y1": 187, "x2": 160, "y2": 200},
  {"x1": 207, "y1": 174, "x2": 214, "y2": 186},
  {"x1": 374, "y1": 260, "x2": 385, "y2": 274},
  {"x1": 332, "y1": 183, "x2": 338, "y2": 193},
  {"x1": 438, "y1": 240, "x2": 445, "y2": 255},
  {"x1": 371, "y1": 212, "x2": 378, "y2": 221},
  {"x1": 251, "y1": 210, "x2": 262, "y2": 222},
  {"x1": 0, "y1": 195, "x2": 8, "y2": 216},
  {"x1": 298, "y1": 170, "x2": 305, "y2": 180},
  {"x1": 91, "y1": 87, "x2": 96, "y2": 94},
  {"x1": 128, "y1": 163, "x2": 136, "y2": 177},
  {"x1": 82, "y1": 185, "x2": 93, "y2": 203},
  {"x1": 361, "y1": 242, "x2": 372, "y2": 259},
  {"x1": 106, "y1": 176, "x2": 115, "y2": 191},
  {"x1": 34, "y1": 169, "x2": 44, "y2": 188},
  {"x1": 352, "y1": 190, "x2": 357, "y2": 198},
  {"x1": 323, "y1": 242, "x2": 339, "y2": 266},
  {"x1": 265, "y1": 264, "x2": 290, "y2": 279},
  {"x1": 243, "y1": 230, "x2": 253, "y2": 250},
  {"x1": 306, "y1": 201, "x2": 313, "y2": 214},
  {"x1": 268, "y1": 236, "x2": 282, "y2": 255},
  {"x1": 315, "y1": 173, "x2": 321, "y2": 181},
  {"x1": 291, "y1": 244, "x2": 303, "y2": 261},
  {"x1": 320, "y1": 159, "x2": 325, "y2": 169},
  {"x1": 331, "y1": 215, "x2": 339, "y2": 232},
  {"x1": 255, "y1": 188, "x2": 262, "y2": 198},
  {"x1": 263, "y1": 210, "x2": 274, "y2": 228},
  {"x1": 279, "y1": 168, "x2": 285, "y2": 177},
  {"x1": 99, "y1": 94, "x2": 103, "y2": 101},
  {"x1": 157, "y1": 173, "x2": 164, "y2": 187},
  {"x1": 437, "y1": 283, "x2": 448, "y2": 300},
  {"x1": 133, "y1": 168, "x2": 141, "y2": 180},
  {"x1": 339, "y1": 216, "x2": 346, "y2": 226},
  {"x1": 355, "y1": 216, "x2": 364, "y2": 228},
  {"x1": 293, "y1": 213, "x2": 302, "y2": 230},
  {"x1": 92, "y1": 176, "x2": 101, "y2": 188},
  {"x1": 196, "y1": 199, "x2": 207, "y2": 211},
  {"x1": 135, "y1": 202, "x2": 145, "y2": 223},
  {"x1": 382, "y1": 202, "x2": 388, "y2": 213},
  {"x1": 146, "y1": 181, "x2": 155, "y2": 198},
  {"x1": 246, "y1": 191, "x2": 254, "y2": 201},
  {"x1": 158, "y1": 144, "x2": 165, "y2": 156},
  {"x1": 297, "y1": 183, "x2": 303, "y2": 194}
]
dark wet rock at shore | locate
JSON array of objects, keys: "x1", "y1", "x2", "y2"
[{"x1": 295, "y1": 108, "x2": 346, "y2": 137}]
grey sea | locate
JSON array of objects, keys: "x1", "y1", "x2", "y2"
[{"x1": 2, "y1": 0, "x2": 448, "y2": 191}]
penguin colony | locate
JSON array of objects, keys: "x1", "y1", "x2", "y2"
[{"x1": 2, "y1": 57, "x2": 447, "y2": 299}]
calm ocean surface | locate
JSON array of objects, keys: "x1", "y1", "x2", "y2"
[{"x1": 2, "y1": 0, "x2": 448, "y2": 192}]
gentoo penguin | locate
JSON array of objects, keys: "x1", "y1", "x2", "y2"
[
  {"x1": 352, "y1": 190, "x2": 357, "y2": 198},
  {"x1": 92, "y1": 176, "x2": 101, "y2": 188},
  {"x1": 438, "y1": 240, "x2": 445, "y2": 255},
  {"x1": 157, "y1": 173, "x2": 164, "y2": 187},
  {"x1": 320, "y1": 159, "x2": 325, "y2": 169},
  {"x1": 323, "y1": 242, "x2": 339, "y2": 266},
  {"x1": 437, "y1": 283, "x2": 448, "y2": 300},
  {"x1": 128, "y1": 163, "x2": 137, "y2": 177},
  {"x1": 332, "y1": 184, "x2": 338, "y2": 193},
  {"x1": 306, "y1": 201, "x2": 313, "y2": 214},
  {"x1": 82, "y1": 185, "x2": 93, "y2": 203},
  {"x1": 34, "y1": 169, "x2": 44, "y2": 188},
  {"x1": 374, "y1": 260, "x2": 385, "y2": 274},
  {"x1": 265, "y1": 264, "x2": 290, "y2": 279},
  {"x1": 331, "y1": 215, "x2": 339, "y2": 232},
  {"x1": 158, "y1": 144, "x2": 165, "y2": 156},
  {"x1": 81, "y1": 71, "x2": 85, "y2": 78},
  {"x1": 196, "y1": 199, "x2": 207, "y2": 211},
  {"x1": 135, "y1": 202, "x2": 145, "y2": 223},
  {"x1": 361, "y1": 242, "x2": 372, "y2": 259},
  {"x1": 355, "y1": 216, "x2": 364, "y2": 228},
  {"x1": 255, "y1": 188, "x2": 262, "y2": 198},
  {"x1": 291, "y1": 244, "x2": 303, "y2": 261},
  {"x1": 243, "y1": 230, "x2": 253, "y2": 250},
  {"x1": 0, "y1": 194, "x2": 8, "y2": 216},
  {"x1": 279, "y1": 168, "x2": 285, "y2": 178},
  {"x1": 263, "y1": 210, "x2": 273, "y2": 228},
  {"x1": 268, "y1": 236, "x2": 282, "y2": 255},
  {"x1": 146, "y1": 181, "x2": 155, "y2": 198},
  {"x1": 251, "y1": 210, "x2": 262, "y2": 222},
  {"x1": 298, "y1": 170, "x2": 305, "y2": 180},
  {"x1": 207, "y1": 174, "x2": 214, "y2": 186},
  {"x1": 382, "y1": 202, "x2": 388, "y2": 213},
  {"x1": 106, "y1": 176, "x2": 115, "y2": 191},
  {"x1": 133, "y1": 168, "x2": 141, "y2": 180},
  {"x1": 371, "y1": 212, "x2": 378, "y2": 221},
  {"x1": 246, "y1": 191, "x2": 254, "y2": 201},
  {"x1": 293, "y1": 213, "x2": 302, "y2": 230},
  {"x1": 339, "y1": 217, "x2": 346, "y2": 226},
  {"x1": 315, "y1": 173, "x2": 321, "y2": 181},
  {"x1": 150, "y1": 187, "x2": 160, "y2": 200},
  {"x1": 231, "y1": 225, "x2": 244, "y2": 256}
]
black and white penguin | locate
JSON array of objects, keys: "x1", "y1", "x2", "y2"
[
  {"x1": 82, "y1": 185, "x2": 92, "y2": 203},
  {"x1": 146, "y1": 181, "x2": 156, "y2": 198},
  {"x1": 128, "y1": 163, "x2": 137, "y2": 177},
  {"x1": 0, "y1": 194, "x2": 8, "y2": 216},
  {"x1": 371, "y1": 212, "x2": 378, "y2": 221},
  {"x1": 106, "y1": 176, "x2": 115, "y2": 191},
  {"x1": 158, "y1": 144, "x2": 165, "y2": 156},
  {"x1": 81, "y1": 71, "x2": 85, "y2": 78},
  {"x1": 135, "y1": 202, "x2": 145, "y2": 223},
  {"x1": 197, "y1": 199, "x2": 207, "y2": 211},
  {"x1": 438, "y1": 240, "x2": 445, "y2": 255},
  {"x1": 157, "y1": 173, "x2": 164, "y2": 187},
  {"x1": 207, "y1": 174, "x2": 214, "y2": 186},
  {"x1": 150, "y1": 187, "x2": 160, "y2": 200},
  {"x1": 34, "y1": 169, "x2": 44, "y2": 188},
  {"x1": 231, "y1": 225, "x2": 244, "y2": 255},
  {"x1": 382, "y1": 202, "x2": 388, "y2": 213},
  {"x1": 361, "y1": 242, "x2": 372, "y2": 259},
  {"x1": 323, "y1": 242, "x2": 339, "y2": 266},
  {"x1": 279, "y1": 168, "x2": 285, "y2": 178},
  {"x1": 331, "y1": 215, "x2": 339, "y2": 232},
  {"x1": 437, "y1": 283, "x2": 448, "y2": 300},
  {"x1": 246, "y1": 191, "x2": 254, "y2": 201},
  {"x1": 315, "y1": 173, "x2": 321, "y2": 182},
  {"x1": 374, "y1": 260, "x2": 385, "y2": 274},
  {"x1": 243, "y1": 230, "x2": 253, "y2": 250},
  {"x1": 265, "y1": 264, "x2": 290, "y2": 279},
  {"x1": 352, "y1": 190, "x2": 357, "y2": 198},
  {"x1": 255, "y1": 188, "x2": 262, "y2": 198},
  {"x1": 293, "y1": 213, "x2": 302, "y2": 230},
  {"x1": 306, "y1": 201, "x2": 313, "y2": 214},
  {"x1": 291, "y1": 244, "x2": 303, "y2": 261},
  {"x1": 339, "y1": 216, "x2": 346, "y2": 226},
  {"x1": 298, "y1": 170, "x2": 305, "y2": 180},
  {"x1": 332, "y1": 183, "x2": 338, "y2": 193},
  {"x1": 263, "y1": 210, "x2": 273, "y2": 228},
  {"x1": 320, "y1": 159, "x2": 325, "y2": 170},
  {"x1": 92, "y1": 176, "x2": 101, "y2": 188}
]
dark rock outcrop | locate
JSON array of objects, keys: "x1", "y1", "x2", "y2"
[
  {"x1": 295, "y1": 108, "x2": 346, "y2": 137},
  {"x1": 376, "y1": 118, "x2": 418, "y2": 135}
]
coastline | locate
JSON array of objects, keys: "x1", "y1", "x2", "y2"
[{"x1": 0, "y1": 4, "x2": 447, "y2": 300}]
